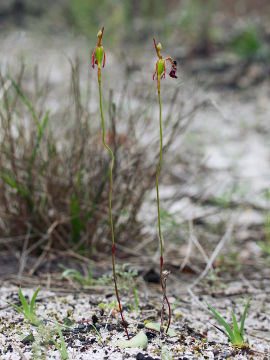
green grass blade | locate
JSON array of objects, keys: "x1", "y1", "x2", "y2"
[
  {"x1": 231, "y1": 310, "x2": 242, "y2": 343},
  {"x1": 27, "y1": 111, "x2": 49, "y2": 190},
  {"x1": 240, "y1": 298, "x2": 250, "y2": 336},
  {"x1": 90, "y1": 323, "x2": 103, "y2": 343},
  {"x1": 0, "y1": 172, "x2": 33, "y2": 210},
  {"x1": 10, "y1": 78, "x2": 40, "y2": 127},
  {"x1": 161, "y1": 346, "x2": 173, "y2": 360},
  {"x1": 71, "y1": 195, "x2": 84, "y2": 243},
  {"x1": 12, "y1": 303, "x2": 25, "y2": 315},
  {"x1": 133, "y1": 286, "x2": 139, "y2": 312},
  {"x1": 207, "y1": 303, "x2": 235, "y2": 342},
  {"x1": 258, "y1": 240, "x2": 270, "y2": 255},
  {"x1": 50, "y1": 338, "x2": 60, "y2": 351},
  {"x1": 58, "y1": 327, "x2": 68, "y2": 359},
  {"x1": 10, "y1": 79, "x2": 49, "y2": 193},
  {"x1": 1, "y1": 172, "x2": 27, "y2": 197},
  {"x1": 19, "y1": 287, "x2": 30, "y2": 315},
  {"x1": 30, "y1": 286, "x2": 40, "y2": 314},
  {"x1": 87, "y1": 168, "x2": 109, "y2": 220},
  {"x1": 61, "y1": 269, "x2": 85, "y2": 285},
  {"x1": 86, "y1": 263, "x2": 93, "y2": 285}
]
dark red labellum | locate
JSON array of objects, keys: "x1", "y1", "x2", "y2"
[
  {"x1": 169, "y1": 60, "x2": 177, "y2": 78},
  {"x1": 169, "y1": 71, "x2": 177, "y2": 78}
]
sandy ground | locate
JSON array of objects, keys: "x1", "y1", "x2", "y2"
[{"x1": 0, "y1": 283, "x2": 269, "y2": 359}]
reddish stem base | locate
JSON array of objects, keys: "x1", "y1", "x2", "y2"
[
  {"x1": 112, "y1": 244, "x2": 130, "y2": 339},
  {"x1": 160, "y1": 256, "x2": 171, "y2": 333}
]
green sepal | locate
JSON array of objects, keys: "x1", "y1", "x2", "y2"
[
  {"x1": 95, "y1": 46, "x2": 104, "y2": 68},
  {"x1": 157, "y1": 59, "x2": 165, "y2": 78}
]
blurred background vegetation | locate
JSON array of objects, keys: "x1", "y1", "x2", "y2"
[{"x1": 1, "y1": 0, "x2": 270, "y2": 55}]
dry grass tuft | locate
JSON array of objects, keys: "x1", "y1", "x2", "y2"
[{"x1": 0, "y1": 60, "x2": 203, "y2": 271}]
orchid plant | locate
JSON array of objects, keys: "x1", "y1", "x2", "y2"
[
  {"x1": 153, "y1": 38, "x2": 178, "y2": 334},
  {"x1": 92, "y1": 27, "x2": 129, "y2": 339}
]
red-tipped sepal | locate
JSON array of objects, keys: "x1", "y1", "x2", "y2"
[{"x1": 92, "y1": 49, "x2": 96, "y2": 69}]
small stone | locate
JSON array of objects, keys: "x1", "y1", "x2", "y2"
[
  {"x1": 143, "y1": 269, "x2": 159, "y2": 283},
  {"x1": 77, "y1": 324, "x2": 86, "y2": 330},
  {"x1": 92, "y1": 314, "x2": 98, "y2": 324},
  {"x1": 136, "y1": 353, "x2": 156, "y2": 360}
]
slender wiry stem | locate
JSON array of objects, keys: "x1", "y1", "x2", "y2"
[
  {"x1": 156, "y1": 88, "x2": 163, "y2": 258},
  {"x1": 157, "y1": 84, "x2": 171, "y2": 334},
  {"x1": 98, "y1": 78, "x2": 130, "y2": 339}
]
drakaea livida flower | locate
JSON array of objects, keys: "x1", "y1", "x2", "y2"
[
  {"x1": 92, "y1": 26, "x2": 106, "y2": 83},
  {"x1": 152, "y1": 38, "x2": 178, "y2": 92}
]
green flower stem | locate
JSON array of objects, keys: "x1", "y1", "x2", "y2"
[
  {"x1": 156, "y1": 88, "x2": 164, "y2": 259},
  {"x1": 156, "y1": 84, "x2": 171, "y2": 334},
  {"x1": 98, "y1": 77, "x2": 130, "y2": 339}
]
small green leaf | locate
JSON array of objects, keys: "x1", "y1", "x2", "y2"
[
  {"x1": 30, "y1": 286, "x2": 40, "y2": 314},
  {"x1": 63, "y1": 317, "x2": 74, "y2": 326},
  {"x1": 240, "y1": 298, "x2": 250, "y2": 337},
  {"x1": 58, "y1": 328, "x2": 68, "y2": 360},
  {"x1": 50, "y1": 326, "x2": 69, "y2": 360},
  {"x1": 12, "y1": 303, "x2": 25, "y2": 315},
  {"x1": 232, "y1": 310, "x2": 242, "y2": 344},
  {"x1": 115, "y1": 332, "x2": 148, "y2": 349},
  {"x1": 19, "y1": 287, "x2": 30, "y2": 315},
  {"x1": 61, "y1": 269, "x2": 85, "y2": 285},
  {"x1": 144, "y1": 322, "x2": 177, "y2": 337},
  {"x1": 21, "y1": 333, "x2": 35, "y2": 345},
  {"x1": 207, "y1": 303, "x2": 235, "y2": 343},
  {"x1": 161, "y1": 346, "x2": 173, "y2": 360},
  {"x1": 13, "y1": 287, "x2": 40, "y2": 326}
]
